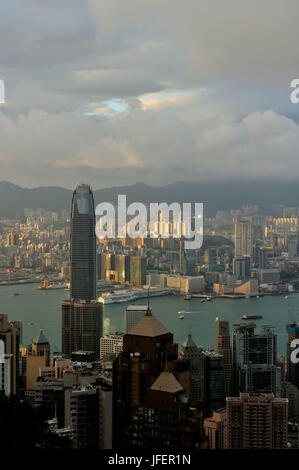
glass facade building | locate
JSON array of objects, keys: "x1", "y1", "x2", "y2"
[{"x1": 70, "y1": 184, "x2": 96, "y2": 301}]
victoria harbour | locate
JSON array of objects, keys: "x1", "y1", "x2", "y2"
[{"x1": 0, "y1": 283, "x2": 296, "y2": 355}]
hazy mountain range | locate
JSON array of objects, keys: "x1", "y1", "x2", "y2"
[{"x1": 0, "y1": 180, "x2": 297, "y2": 218}]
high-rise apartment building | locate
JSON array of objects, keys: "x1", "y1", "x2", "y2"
[
  {"x1": 234, "y1": 219, "x2": 252, "y2": 257},
  {"x1": 232, "y1": 323, "x2": 282, "y2": 397},
  {"x1": 204, "y1": 393, "x2": 288, "y2": 449},
  {"x1": 129, "y1": 256, "x2": 146, "y2": 286},
  {"x1": 216, "y1": 320, "x2": 232, "y2": 396},
  {"x1": 226, "y1": 393, "x2": 288, "y2": 449},
  {"x1": 70, "y1": 184, "x2": 96, "y2": 301}
]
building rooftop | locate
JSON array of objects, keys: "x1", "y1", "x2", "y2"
[
  {"x1": 33, "y1": 329, "x2": 49, "y2": 345},
  {"x1": 181, "y1": 332, "x2": 197, "y2": 349},
  {"x1": 128, "y1": 308, "x2": 169, "y2": 337},
  {"x1": 150, "y1": 370, "x2": 184, "y2": 394},
  {"x1": 126, "y1": 304, "x2": 148, "y2": 311}
]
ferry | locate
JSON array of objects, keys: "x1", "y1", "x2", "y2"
[
  {"x1": 37, "y1": 280, "x2": 68, "y2": 290},
  {"x1": 98, "y1": 290, "x2": 136, "y2": 304},
  {"x1": 184, "y1": 294, "x2": 192, "y2": 300},
  {"x1": 241, "y1": 314, "x2": 263, "y2": 320}
]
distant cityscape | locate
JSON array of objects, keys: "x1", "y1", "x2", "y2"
[{"x1": 1, "y1": 183, "x2": 299, "y2": 449}]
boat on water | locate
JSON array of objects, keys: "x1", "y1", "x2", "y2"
[
  {"x1": 200, "y1": 299, "x2": 205, "y2": 303},
  {"x1": 13, "y1": 292, "x2": 20, "y2": 296},
  {"x1": 241, "y1": 314, "x2": 263, "y2": 320},
  {"x1": 98, "y1": 290, "x2": 136, "y2": 304},
  {"x1": 179, "y1": 314, "x2": 185, "y2": 319},
  {"x1": 184, "y1": 294, "x2": 192, "y2": 300},
  {"x1": 27, "y1": 322, "x2": 34, "y2": 326},
  {"x1": 37, "y1": 280, "x2": 68, "y2": 290},
  {"x1": 178, "y1": 310, "x2": 186, "y2": 315},
  {"x1": 285, "y1": 296, "x2": 289, "y2": 299},
  {"x1": 206, "y1": 296, "x2": 212, "y2": 301}
]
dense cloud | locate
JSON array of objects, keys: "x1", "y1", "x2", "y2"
[{"x1": 0, "y1": 0, "x2": 298, "y2": 187}]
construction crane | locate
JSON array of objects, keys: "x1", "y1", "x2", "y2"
[{"x1": 288, "y1": 310, "x2": 297, "y2": 326}]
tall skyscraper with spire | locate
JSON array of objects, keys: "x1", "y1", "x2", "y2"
[{"x1": 70, "y1": 183, "x2": 96, "y2": 301}]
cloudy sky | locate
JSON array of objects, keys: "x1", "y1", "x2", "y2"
[{"x1": 0, "y1": 0, "x2": 299, "y2": 189}]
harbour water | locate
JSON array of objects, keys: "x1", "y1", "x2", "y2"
[{"x1": 0, "y1": 284, "x2": 297, "y2": 355}]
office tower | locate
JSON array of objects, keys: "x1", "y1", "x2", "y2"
[
  {"x1": 234, "y1": 219, "x2": 252, "y2": 257},
  {"x1": 70, "y1": 183, "x2": 96, "y2": 301},
  {"x1": 178, "y1": 332, "x2": 202, "y2": 407},
  {"x1": 100, "y1": 332, "x2": 124, "y2": 359},
  {"x1": 124, "y1": 304, "x2": 148, "y2": 333},
  {"x1": 257, "y1": 247, "x2": 269, "y2": 270},
  {"x1": 0, "y1": 353, "x2": 13, "y2": 396},
  {"x1": 185, "y1": 249, "x2": 197, "y2": 276},
  {"x1": 113, "y1": 307, "x2": 205, "y2": 449},
  {"x1": 62, "y1": 300, "x2": 103, "y2": 359},
  {"x1": 232, "y1": 324, "x2": 282, "y2": 397},
  {"x1": 233, "y1": 255, "x2": 251, "y2": 279},
  {"x1": 200, "y1": 351, "x2": 225, "y2": 418},
  {"x1": 288, "y1": 238, "x2": 297, "y2": 260},
  {"x1": 204, "y1": 393, "x2": 288, "y2": 449},
  {"x1": 204, "y1": 248, "x2": 217, "y2": 271},
  {"x1": 0, "y1": 314, "x2": 20, "y2": 395},
  {"x1": 216, "y1": 320, "x2": 232, "y2": 396},
  {"x1": 286, "y1": 318, "x2": 299, "y2": 388},
  {"x1": 23, "y1": 329, "x2": 51, "y2": 390},
  {"x1": 129, "y1": 256, "x2": 146, "y2": 285}
]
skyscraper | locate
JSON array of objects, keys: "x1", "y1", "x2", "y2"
[
  {"x1": 234, "y1": 219, "x2": 252, "y2": 257},
  {"x1": 113, "y1": 307, "x2": 206, "y2": 449},
  {"x1": 226, "y1": 393, "x2": 288, "y2": 449},
  {"x1": 204, "y1": 393, "x2": 288, "y2": 449},
  {"x1": 62, "y1": 300, "x2": 102, "y2": 359},
  {"x1": 178, "y1": 332, "x2": 202, "y2": 407},
  {"x1": 232, "y1": 323, "x2": 281, "y2": 396},
  {"x1": 216, "y1": 320, "x2": 232, "y2": 397},
  {"x1": 70, "y1": 184, "x2": 96, "y2": 301},
  {"x1": 62, "y1": 184, "x2": 102, "y2": 359}
]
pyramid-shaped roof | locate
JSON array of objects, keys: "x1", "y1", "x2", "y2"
[
  {"x1": 181, "y1": 332, "x2": 197, "y2": 349},
  {"x1": 128, "y1": 308, "x2": 169, "y2": 337},
  {"x1": 33, "y1": 329, "x2": 49, "y2": 345},
  {"x1": 150, "y1": 370, "x2": 184, "y2": 394}
]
